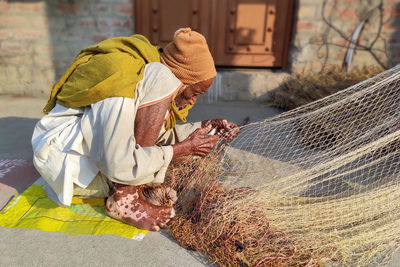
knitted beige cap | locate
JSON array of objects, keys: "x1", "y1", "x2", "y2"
[{"x1": 160, "y1": 28, "x2": 217, "y2": 85}]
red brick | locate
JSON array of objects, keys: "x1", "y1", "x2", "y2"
[
  {"x1": 93, "y1": 4, "x2": 110, "y2": 13},
  {"x1": 0, "y1": 2, "x2": 12, "y2": 13},
  {"x1": 33, "y1": 44, "x2": 52, "y2": 55},
  {"x1": 0, "y1": 55, "x2": 33, "y2": 66},
  {"x1": 384, "y1": 7, "x2": 391, "y2": 17},
  {"x1": 291, "y1": 65, "x2": 305, "y2": 74},
  {"x1": 14, "y1": 29, "x2": 46, "y2": 40},
  {"x1": 296, "y1": 21, "x2": 317, "y2": 31},
  {"x1": 332, "y1": 37, "x2": 349, "y2": 47},
  {"x1": 323, "y1": 63, "x2": 339, "y2": 71},
  {"x1": 3, "y1": 16, "x2": 49, "y2": 29},
  {"x1": 123, "y1": 19, "x2": 133, "y2": 29},
  {"x1": 14, "y1": 2, "x2": 44, "y2": 13},
  {"x1": 374, "y1": 38, "x2": 386, "y2": 46},
  {"x1": 115, "y1": 4, "x2": 133, "y2": 16},
  {"x1": 44, "y1": 69, "x2": 56, "y2": 84},
  {"x1": 79, "y1": 18, "x2": 96, "y2": 28},
  {"x1": 383, "y1": 22, "x2": 397, "y2": 32},
  {"x1": 298, "y1": 6, "x2": 317, "y2": 19},
  {"x1": 362, "y1": 22, "x2": 377, "y2": 34},
  {"x1": 19, "y1": 66, "x2": 34, "y2": 84},
  {"x1": 1, "y1": 42, "x2": 31, "y2": 55},
  {"x1": 0, "y1": 16, "x2": 25, "y2": 27},
  {"x1": 33, "y1": 17, "x2": 49, "y2": 28},
  {"x1": 98, "y1": 18, "x2": 113, "y2": 28},
  {"x1": 337, "y1": 50, "x2": 347, "y2": 60},
  {"x1": 33, "y1": 53, "x2": 54, "y2": 69},
  {"x1": 0, "y1": 29, "x2": 13, "y2": 40},
  {"x1": 112, "y1": 19, "x2": 122, "y2": 28},
  {"x1": 306, "y1": 62, "x2": 324, "y2": 72},
  {"x1": 315, "y1": 48, "x2": 327, "y2": 58},
  {"x1": 385, "y1": 6, "x2": 400, "y2": 17},
  {"x1": 78, "y1": 4, "x2": 90, "y2": 16},
  {"x1": 122, "y1": 19, "x2": 133, "y2": 29},
  {"x1": 338, "y1": 7, "x2": 357, "y2": 20},
  {"x1": 57, "y1": 3, "x2": 80, "y2": 15},
  {"x1": 113, "y1": 18, "x2": 133, "y2": 29},
  {"x1": 323, "y1": 6, "x2": 334, "y2": 17},
  {"x1": 311, "y1": 37, "x2": 326, "y2": 45}
]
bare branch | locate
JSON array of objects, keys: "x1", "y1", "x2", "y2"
[
  {"x1": 367, "y1": 0, "x2": 384, "y2": 49},
  {"x1": 319, "y1": 0, "x2": 388, "y2": 69},
  {"x1": 321, "y1": 0, "x2": 351, "y2": 42}
]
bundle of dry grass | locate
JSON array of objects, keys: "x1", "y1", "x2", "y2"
[
  {"x1": 272, "y1": 65, "x2": 382, "y2": 110},
  {"x1": 165, "y1": 65, "x2": 400, "y2": 266}
]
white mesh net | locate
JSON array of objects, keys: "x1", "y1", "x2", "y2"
[{"x1": 167, "y1": 65, "x2": 400, "y2": 266}]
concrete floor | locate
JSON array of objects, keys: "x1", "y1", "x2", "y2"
[{"x1": 0, "y1": 95, "x2": 281, "y2": 266}]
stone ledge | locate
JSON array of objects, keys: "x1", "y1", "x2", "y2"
[{"x1": 198, "y1": 68, "x2": 290, "y2": 103}]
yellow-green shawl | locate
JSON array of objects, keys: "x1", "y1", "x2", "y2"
[
  {"x1": 165, "y1": 102, "x2": 193, "y2": 130},
  {"x1": 43, "y1": 34, "x2": 189, "y2": 129},
  {"x1": 43, "y1": 34, "x2": 160, "y2": 114}
]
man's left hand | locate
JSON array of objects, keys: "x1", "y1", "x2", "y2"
[{"x1": 201, "y1": 119, "x2": 240, "y2": 140}]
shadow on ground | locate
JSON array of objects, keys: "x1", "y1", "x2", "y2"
[
  {"x1": 0, "y1": 117, "x2": 40, "y2": 209},
  {"x1": 0, "y1": 117, "x2": 38, "y2": 160}
]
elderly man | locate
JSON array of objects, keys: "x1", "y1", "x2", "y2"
[{"x1": 32, "y1": 28, "x2": 238, "y2": 231}]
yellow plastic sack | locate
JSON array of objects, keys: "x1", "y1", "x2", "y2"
[{"x1": 0, "y1": 183, "x2": 147, "y2": 240}]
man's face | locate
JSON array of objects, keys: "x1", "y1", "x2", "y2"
[{"x1": 174, "y1": 78, "x2": 214, "y2": 108}]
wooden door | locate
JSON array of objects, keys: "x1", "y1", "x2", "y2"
[
  {"x1": 135, "y1": 0, "x2": 212, "y2": 47},
  {"x1": 135, "y1": 0, "x2": 294, "y2": 68}
]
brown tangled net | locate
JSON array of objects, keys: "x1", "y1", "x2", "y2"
[
  {"x1": 163, "y1": 65, "x2": 400, "y2": 266},
  {"x1": 164, "y1": 154, "x2": 328, "y2": 267}
]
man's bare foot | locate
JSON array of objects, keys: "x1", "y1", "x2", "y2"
[{"x1": 106, "y1": 184, "x2": 175, "y2": 231}]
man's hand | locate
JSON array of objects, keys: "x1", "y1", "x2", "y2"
[
  {"x1": 172, "y1": 126, "x2": 219, "y2": 159},
  {"x1": 201, "y1": 119, "x2": 240, "y2": 140}
]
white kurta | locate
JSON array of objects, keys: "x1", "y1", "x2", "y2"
[{"x1": 32, "y1": 62, "x2": 200, "y2": 206}]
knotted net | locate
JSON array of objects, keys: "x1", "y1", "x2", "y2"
[{"x1": 166, "y1": 65, "x2": 400, "y2": 266}]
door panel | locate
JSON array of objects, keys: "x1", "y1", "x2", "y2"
[
  {"x1": 136, "y1": 0, "x2": 210, "y2": 46},
  {"x1": 233, "y1": 0, "x2": 268, "y2": 45},
  {"x1": 158, "y1": 0, "x2": 194, "y2": 42},
  {"x1": 226, "y1": 0, "x2": 274, "y2": 54}
]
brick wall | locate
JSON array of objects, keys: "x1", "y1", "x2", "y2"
[
  {"x1": 290, "y1": 0, "x2": 400, "y2": 72},
  {"x1": 0, "y1": 0, "x2": 134, "y2": 96}
]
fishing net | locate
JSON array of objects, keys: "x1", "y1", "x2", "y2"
[{"x1": 165, "y1": 64, "x2": 400, "y2": 266}]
